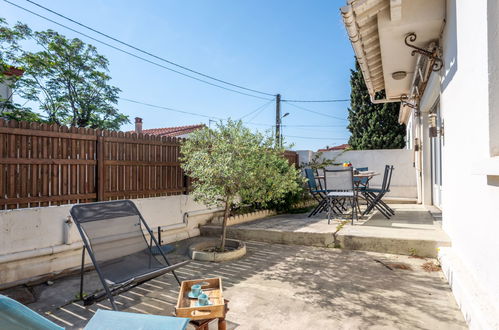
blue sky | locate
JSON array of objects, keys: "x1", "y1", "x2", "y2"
[{"x1": 1, "y1": 0, "x2": 355, "y2": 150}]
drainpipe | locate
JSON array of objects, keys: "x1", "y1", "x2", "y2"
[
  {"x1": 63, "y1": 216, "x2": 73, "y2": 245},
  {"x1": 154, "y1": 207, "x2": 224, "y2": 234},
  {"x1": 415, "y1": 114, "x2": 423, "y2": 204},
  {"x1": 182, "y1": 207, "x2": 225, "y2": 225}
]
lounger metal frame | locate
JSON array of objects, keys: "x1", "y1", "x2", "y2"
[{"x1": 70, "y1": 200, "x2": 190, "y2": 310}]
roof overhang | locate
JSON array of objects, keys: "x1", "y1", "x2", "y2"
[{"x1": 341, "y1": 0, "x2": 445, "y2": 104}]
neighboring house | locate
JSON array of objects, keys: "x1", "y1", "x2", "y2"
[
  {"x1": 132, "y1": 117, "x2": 205, "y2": 138},
  {"x1": 317, "y1": 144, "x2": 350, "y2": 152},
  {"x1": 0, "y1": 66, "x2": 23, "y2": 104},
  {"x1": 341, "y1": 0, "x2": 499, "y2": 328}
]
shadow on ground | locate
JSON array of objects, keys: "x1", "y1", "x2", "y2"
[{"x1": 2, "y1": 236, "x2": 466, "y2": 330}]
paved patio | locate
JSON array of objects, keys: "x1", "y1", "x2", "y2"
[
  {"x1": 4, "y1": 239, "x2": 466, "y2": 329},
  {"x1": 202, "y1": 204, "x2": 450, "y2": 257}
]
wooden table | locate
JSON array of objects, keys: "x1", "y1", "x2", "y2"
[
  {"x1": 354, "y1": 171, "x2": 379, "y2": 178},
  {"x1": 315, "y1": 171, "x2": 379, "y2": 182},
  {"x1": 353, "y1": 171, "x2": 379, "y2": 189}
]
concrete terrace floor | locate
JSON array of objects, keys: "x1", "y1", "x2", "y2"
[
  {"x1": 5, "y1": 238, "x2": 467, "y2": 330},
  {"x1": 202, "y1": 204, "x2": 450, "y2": 257}
]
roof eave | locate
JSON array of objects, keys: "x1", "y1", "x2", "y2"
[{"x1": 341, "y1": 4, "x2": 377, "y2": 99}]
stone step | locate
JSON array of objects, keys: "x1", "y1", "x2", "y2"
[
  {"x1": 201, "y1": 225, "x2": 336, "y2": 248},
  {"x1": 200, "y1": 215, "x2": 450, "y2": 258}
]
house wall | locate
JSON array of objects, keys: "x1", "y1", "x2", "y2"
[
  {"x1": 0, "y1": 195, "x2": 223, "y2": 288},
  {"x1": 0, "y1": 82, "x2": 11, "y2": 101},
  {"x1": 436, "y1": 0, "x2": 499, "y2": 328},
  {"x1": 299, "y1": 149, "x2": 417, "y2": 200}
]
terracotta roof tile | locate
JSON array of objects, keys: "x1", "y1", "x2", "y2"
[
  {"x1": 132, "y1": 124, "x2": 205, "y2": 137},
  {"x1": 317, "y1": 144, "x2": 350, "y2": 152},
  {"x1": 2, "y1": 66, "x2": 24, "y2": 77}
]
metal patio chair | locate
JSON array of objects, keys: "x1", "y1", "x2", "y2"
[
  {"x1": 324, "y1": 167, "x2": 358, "y2": 225},
  {"x1": 305, "y1": 168, "x2": 346, "y2": 217},
  {"x1": 305, "y1": 168, "x2": 328, "y2": 217},
  {"x1": 360, "y1": 165, "x2": 395, "y2": 219},
  {"x1": 70, "y1": 200, "x2": 190, "y2": 310},
  {"x1": 353, "y1": 167, "x2": 369, "y2": 188}
]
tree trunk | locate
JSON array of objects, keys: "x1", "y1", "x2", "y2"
[{"x1": 219, "y1": 197, "x2": 231, "y2": 252}]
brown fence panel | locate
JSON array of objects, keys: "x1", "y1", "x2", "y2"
[
  {"x1": 0, "y1": 120, "x2": 99, "y2": 209},
  {"x1": 0, "y1": 120, "x2": 187, "y2": 210},
  {"x1": 98, "y1": 131, "x2": 186, "y2": 201},
  {"x1": 283, "y1": 150, "x2": 299, "y2": 168}
]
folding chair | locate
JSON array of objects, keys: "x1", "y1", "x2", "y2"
[
  {"x1": 361, "y1": 165, "x2": 395, "y2": 218},
  {"x1": 304, "y1": 168, "x2": 328, "y2": 217},
  {"x1": 353, "y1": 167, "x2": 369, "y2": 188},
  {"x1": 70, "y1": 200, "x2": 190, "y2": 310},
  {"x1": 324, "y1": 167, "x2": 358, "y2": 225}
]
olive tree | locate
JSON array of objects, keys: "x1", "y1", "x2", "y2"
[{"x1": 181, "y1": 120, "x2": 302, "y2": 251}]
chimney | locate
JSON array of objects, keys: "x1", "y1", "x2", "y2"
[{"x1": 135, "y1": 117, "x2": 143, "y2": 133}]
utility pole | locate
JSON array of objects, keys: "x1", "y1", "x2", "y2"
[{"x1": 275, "y1": 94, "x2": 281, "y2": 146}]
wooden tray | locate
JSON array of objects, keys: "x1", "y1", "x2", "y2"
[{"x1": 175, "y1": 277, "x2": 225, "y2": 321}]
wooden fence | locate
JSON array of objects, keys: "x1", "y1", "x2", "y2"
[
  {"x1": 0, "y1": 119, "x2": 300, "y2": 210},
  {"x1": 283, "y1": 150, "x2": 299, "y2": 168},
  {"x1": 0, "y1": 120, "x2": 187, "y2": 210}
]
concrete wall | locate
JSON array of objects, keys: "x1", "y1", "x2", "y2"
[
  {"x1": 436, "y1": 0, "x2": 499, "y2": 328},
  {"x1": 299, "y1": 149, "x2": 417, "y2": 200},
  {"x1": 0, "y1": 82, "x2": 11, "y2": 101},
  {"x1": 0, "y1": 195, "x2": 222, "y2": 288}
]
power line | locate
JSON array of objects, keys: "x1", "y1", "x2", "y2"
[
  {"x1": 282, "y1": 99, "x2": 349, "y2": 103},
  {"x1": 120, "y1": 97, "x2": 346, "y2": 132},
  {"x1": 120, "y1": 97, "x2": 274, "y2": 129},
  {"x1": 286, "y1": 127, "x2": 346, "y2": 134},
  {"x1": 24, "y1": 0, "x2": 276, "y2": 97},
  {"x1": 243, "y1": 121, "x2": 273, "y2": 127},
  {"x1": 239, "y1": 98, "x2": 275, "y2": 120},
  {"x1": 4, "y1": 0, "x2": 273, "y2": 101},
  {"x1": 282, "y1": 124, "x2": 345, "y2": 128},
  {"x1": 119, "y1": 97, "x2": 223, "y2": 120},
  {"x1": 247, "y1": 101, "x2": 273, "y2": 123},
  {"x1": 16, "y1": 0, "x2": 355, "y2": 103},
  {"x1": 283, "y1": 135, "x2": 347, "y2": 140},
  {"x1": 285, "y1": 102, "x2": 348, "y2": 121}
]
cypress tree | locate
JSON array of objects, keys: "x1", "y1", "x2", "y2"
[{"x1": 347, "y1": 61, "x2": 406, "y2": 149}]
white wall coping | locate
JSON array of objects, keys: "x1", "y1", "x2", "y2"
[
  {"x1": 471, "y1": 156, "x2": 499, "y2": 176},
  {"x1": 0, "y1": 241, "x2": 82, "y2": 265}
]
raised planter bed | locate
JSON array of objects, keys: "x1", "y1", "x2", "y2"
[
  {"x1": 188, "y1": 239, "x2": 246, "y2": 262},
  {"x1": 210, "y1": 200, "x2": 316, "y2": 227}
]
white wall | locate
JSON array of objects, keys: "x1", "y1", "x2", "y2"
[
  {"x1": 302, "y1": 149, "x2": 417, "y2": 200},
  {"x1": 0, "y1": 82, "x2": 11, "y2": 101},
  {"x1": 437, "y1": 0, "x2": 499, "y2": 328},
  {"x1": 0, "y1": 195, "x2": 222, "y2": 288}
]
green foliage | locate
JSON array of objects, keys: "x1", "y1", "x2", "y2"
[
  {"x1": 181, "y1": 120, "x2": 302, "y2": 249},
  {"x1": 0, "y1": 18, "x2": 128, "y2": 129},
  {"x1": 251, "y1": 175, "x2": 309, "y2": 212},
  {"x1": 0, "y1": 105, "x2": 43, "y2": 122},
  {"x1": 347, "y1": 61, "x2": 406, "y2": 149},
  {"x1": 181, "y1": 119, "x2": 302, "y2": 207}
]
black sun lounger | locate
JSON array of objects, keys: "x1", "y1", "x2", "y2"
[{"x1": 70, "y1": 200, "x2": 190, "y2": 310}]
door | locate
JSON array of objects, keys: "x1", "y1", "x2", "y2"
[{"x1": 430, "y1": 102, "x2": 443, "y2": 208}]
